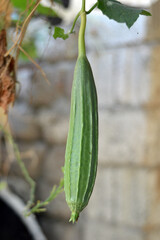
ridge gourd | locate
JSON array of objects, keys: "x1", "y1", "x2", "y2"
[{"x1": 64, "y1": 10, "x2": 98, "y2": 223}]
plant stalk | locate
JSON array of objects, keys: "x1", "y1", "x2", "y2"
[
  {"x1": 78, "y1": 0, "x2": 86, "y2": 56},
  {"x1": 86, "y1": 2, "x2": 98, "y2": 14}
]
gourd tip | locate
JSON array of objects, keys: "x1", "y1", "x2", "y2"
[{"x1": 69, "y1": 211, "x2": 79, "y2": 223}]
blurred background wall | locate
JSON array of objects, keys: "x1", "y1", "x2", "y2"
[{"x1": 1, "y1": 0, "x2": 160, "y2": 240}]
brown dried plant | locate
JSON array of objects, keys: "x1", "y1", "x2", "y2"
[{"x1": 0, "y1": 0, "x2": 12, "y2": 28}]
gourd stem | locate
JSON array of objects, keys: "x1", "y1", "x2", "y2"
[
  {"x1": 78, "y1": 0, "x2": 86, "y2": 57},
  {"x1": 82, "y1": 0, "x2": 85, "y2": 12}
]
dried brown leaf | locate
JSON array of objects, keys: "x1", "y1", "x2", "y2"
[{"x1": 0, "y1": 29, "x2": 16, "y2": 113}]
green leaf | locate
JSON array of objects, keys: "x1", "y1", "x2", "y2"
[
  {"x1": 53, "y1": 27, "x2": 69, "y2": 40},
  {"x1": 141, "y1": 10, "x2": 152, "y2": 16},
  {"x1": 97, "y1": 0, "x2": 151, "y2": 28},
  {"x1": 11, "y1": 0, "x2": 32, "y2": 11},
  {"x1": 36, "y1": 5, "x2": 57, "y2": 17},
  {"x1": 11, "y1": 0, "x2": 57, "y2": 17}
]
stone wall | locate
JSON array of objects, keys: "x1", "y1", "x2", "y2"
[{"x1": 1, "y1": 1, "x2": 160, "y2": 240}]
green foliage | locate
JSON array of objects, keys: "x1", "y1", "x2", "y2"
[
  {"x1": 11, "y1": 0, "x2": 57, "y2": 17},
  {"x1": 36, "y1": 4, "x2": 57, "y2": 17},
  {"x1": 53, "y1": 27, "x2": 69, "y2": 40},
  {"x1": 11, "y1": 0, "x2": 29, "y2": 10},
  {"x1": 52, "y1": 0, "x2": 151, "y2": 43},
  {"x1": 97, "y1": 0, "x2": 151, "y2": 28}
]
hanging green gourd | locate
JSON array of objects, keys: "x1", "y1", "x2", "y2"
[
  {"x1": 64, "y1": 2, "x2": 98, "y2": 223},
  {"x1": 58, "y1": 0, "x2": 151, "y2": 224}
]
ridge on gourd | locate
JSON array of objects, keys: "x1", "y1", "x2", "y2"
[{"x1": 64, "y1": 55, "x2": 98, "y2": 223}]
